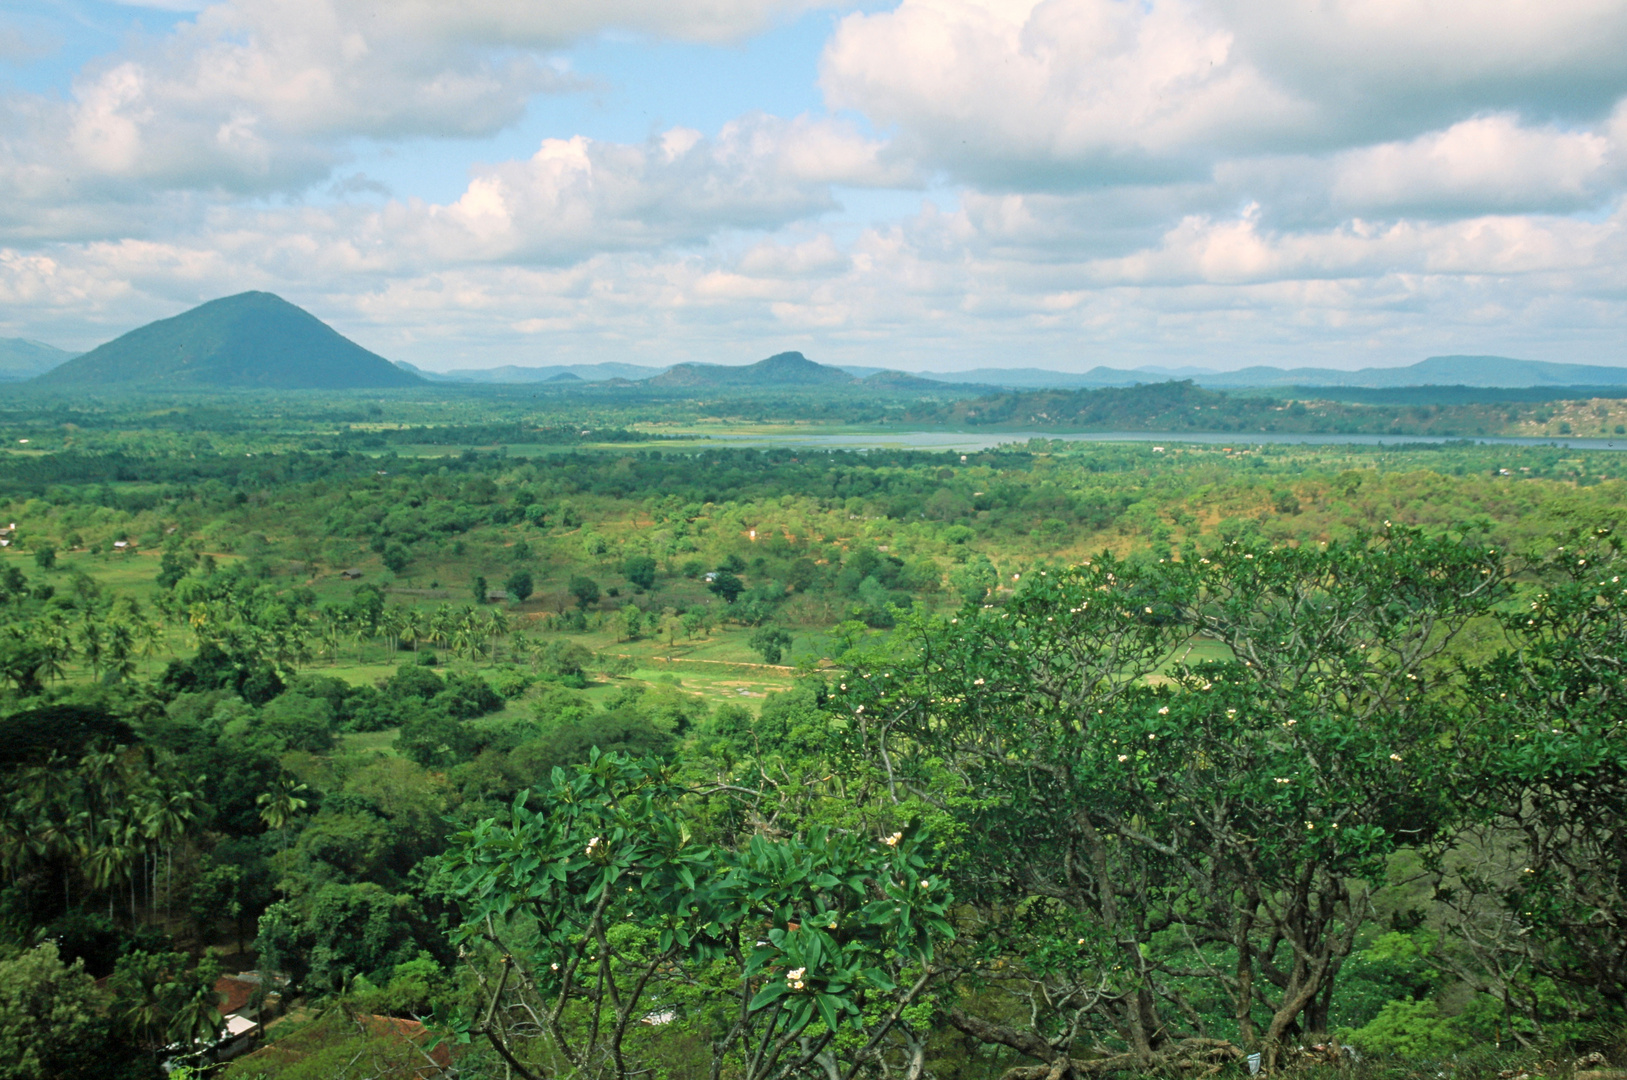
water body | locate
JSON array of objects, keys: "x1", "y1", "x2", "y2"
[{"x1": 695, "y1": 429, "x2": 1627, "y2": 452}]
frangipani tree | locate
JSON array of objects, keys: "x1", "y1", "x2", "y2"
[
  {"x1": 833, "y1": 530, "x2": 1507, "y2": 1074},
  {"x1": 435, "y1": 751, "x2": 954, "y2": 1080}
]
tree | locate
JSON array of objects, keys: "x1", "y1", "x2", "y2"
[
  {"x1": 616, "y1": 603, "x2": 643, "y2": 642},
  {"x1": 708, "y1": 570, "x2": 744, "y2": 604},
  {"x1": 382, "y1": 542, "x2": 411, "y2": 574},
  {"x1": 568, "y1": 575, "x2": 600, "y2": 610},
  {"x1": 834, "y1": 532, "x2": 1507, "y2": 1071},
  {"x1": 435, "y1": 752, "x2": 954, "y2": 1080},
  {"x1": 0, "y1": 943, "x2": 117, "y2": 1080},
  {"x1": 256, "y1": 882, "x2": 428, "y2": 994},
  {"x1": 108, "y1": 950, "x2": 223, "y2": 1057},
  {"x1": 948, "y1": 553, "x2": 997, "y2": 605},
  {"x1": 32, "y1": 545, "x2": 55, "y2": 571},
  {"x1": 257, "y1": 776, "x2": 311, "y2": 849},
  {"x1": 749, "y1": 626, "x2": 794, "y2": 665},
  {"x1": 623, "y1": 554, "x2": 657, "y2": 592},
  {"x1": 1442, "y1": 527, "x2": 1627, "y2": 1023},
  {"x1": 505, "y1": 569, "x2": 534, "y2": 604},
  {"x1": 472, "y1": 574, "x2": 488, "y2": 604},
  {"x1": 157, "y1": 549, "x2": 196, "y2": 589}
]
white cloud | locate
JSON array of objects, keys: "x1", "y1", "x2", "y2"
[
  {"x1": 0, "y1": 0, "x2": 840, "y2": 210},
  {"x1": 9, "y1": 184, "x2": 1626, "y2": 371},
  {"x1": 367, "y1": 0, "x2": 841, "y2": 48},
  {"x1": 820, "y1": 0, "x2": 1627, "y2": 188},
  {"x1": 1327, "y1": 114, "x2": 1618, "y2": 217},
  {"x1": 822, "y1": 0, "x2": 1308, "y2": 187},
  {"x1": 1215, "y1": 0, "x2": 1627, "y2": 135},
  {"x1": 7, "y1": 0, "x2": 1627, "y2": 372},
  {"x1": 362, "y1": 115, "x2": 901, "y2": 265}
]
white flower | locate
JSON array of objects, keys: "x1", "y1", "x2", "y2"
[
  {"x1": 883, "y1": 832, "x2": 903, "y2": 847},
  {"x1": 974, "y1": 677, "x2": 985, "y2": 685},
  {"x1": 1157, "y1": 706, "x2": 1169, "y2": 715},
  {"x1": 1390, "y1": 753, "x2": 1403, "y2": 762},
  {"x1": 1117, "y1": 754, "x2": 1129, "y2": 763},
  {"x1": 1147, "y1": 733, "x2": 1157, "y2": 741},
  {"x1": 1275, "y1": 777, "x2": 1291, "y2": 784},
  {"x1": 585, "y1": 836, "x2": 602, "y2": 856}
]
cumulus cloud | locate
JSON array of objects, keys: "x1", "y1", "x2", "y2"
[
  {"x1": 326, "y1": 115, "x2": 902, "y2": 266},
  {"x1": 6, "y1": 0, "x2": 1627, "y2": 372},
  {"x1": 821, "y1": 0, "x2": 1627, "y2": 188},
  {"x1": 1326, "y1": 114, "x2": 1620, "y2": 217},
  {"x1": 0, "y1": 0, "x2": 840, "y2": 213},
  {"x1": 822, "y1": 0, "x2": 1309, "y2": 187},
  {"x1": 1215, "y1": 0, "x2": 1627, "y2": 137}
]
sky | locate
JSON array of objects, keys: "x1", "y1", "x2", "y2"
[{"x1": 3, "y1": 0, "x2": 1627, "y2": 374}]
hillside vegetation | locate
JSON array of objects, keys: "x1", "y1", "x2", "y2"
[
  {"x1": 0, "y1": 394, "x2": 1624, "y2": 1080},
  {"x1": 31, "y1": 292, "x2": 421, "y2": 391}
]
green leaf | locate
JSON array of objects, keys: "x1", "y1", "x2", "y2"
[
  {"x1": 815, "y1": 993, "x2": 842, "y2": 1032},
  {"x1": 787, "y1": 996, "x2": 815, "y2": 1033},
  {"x1": 749, "y1": 980, "x2": 791, "y2": 1011}
]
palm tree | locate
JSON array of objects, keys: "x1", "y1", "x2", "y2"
[
  {"x1": 401, "y1": 607, "x2": 425, "y2": 653},
  {"x1": 483, "y1": 607, "x2": 512, "y2": 662},
  {"x1": 38, "y1": 615, "x2": 72, "y2": 683},
  {"x1": 141, "y1": 782, "x2": 200, "y2": 921},
  {"x1": 167, "y1": 979, "x2": 225, "y2": 1053},
  {"x1": 257, "y1": 778, "x2": 309, "y2": 850},
  {"x1": 430, "y1": 607, "x2": 457, "y2": 650},
  {"x1": 106, "y1": 620, "x2": 137, "y2": 682},
  {"x1": 84, "y1": 816, "x2": 139, "y2": 922},
  {"x1": 318, "y1": 616, "x2": 342, "y2": 663},
  {"x1": 135, "y1": 617, "x2": 165, "y2": 674},
  {"x1": 380, "y1": 607, "x2": 404, "y2": 656},
  {"x1": 450, "y1": 610, "x2": 478, "y2": 661}
]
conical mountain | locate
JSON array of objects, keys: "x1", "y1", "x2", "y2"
[
  {"x1": 646, "y1": 351, "x2": 853, "y2": 389},
  {"x1": 32, "y1": 292, "x2": 422, "y2": 390}
]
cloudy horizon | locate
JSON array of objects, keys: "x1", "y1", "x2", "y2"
[{"x1": 4, "y1": 0, "x2": 1627, "y2": 374}]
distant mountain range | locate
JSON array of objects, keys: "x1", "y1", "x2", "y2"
[
  {"x1": 0, "y1": 338, "x2": 78, "y2": 381},
  {"x1": 851, "y1": 356, "x2": 1627, "y2": 390},
  {"x1": 13, "y1": 293, "x2": 1627, "y2": 392},
  {"x1": 31, "y1": 292, "x2": 421, "y2": 390},
  {"x1": 397, "y1": 354, "x2": 1627, "y2": 391},
  {"x1": 393, "y1": 360, "x2": 664, "y2": 383},
  {"x1": 1189, "y1": 355, "x2": 1627, "y2": 390}
]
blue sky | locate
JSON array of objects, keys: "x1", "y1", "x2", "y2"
[{"x1": 3, "y1": 0, "x2": 1627, "y2": 373}]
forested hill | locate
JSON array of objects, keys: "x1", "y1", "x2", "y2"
[
  {"x1": 30, "y1": 292, "x2": 422, "y2": 391},
  {"x1": 901, "y1": 379, "x2": 1627, "y2": 436},
  {"x1": 644, "y1": 351, "x2": 856, "y2": 389},
  {"x1": 0, "y1": 337, "x2": 77, "y2": 381}
]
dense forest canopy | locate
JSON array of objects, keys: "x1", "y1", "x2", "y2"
[{"x1": 0, "y1": 391, "x2": 1623, "y2": 1080}]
